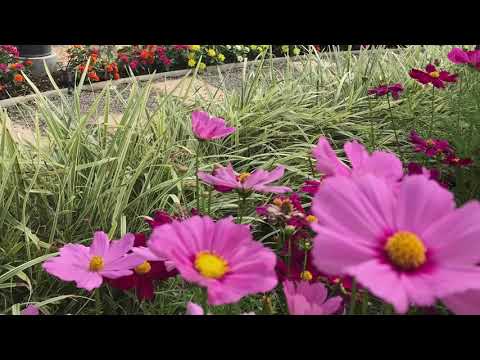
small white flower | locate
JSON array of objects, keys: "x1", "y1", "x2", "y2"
[
  {"x1": 237, "y1": 55, "x2": 244, "y2": 62},
  {"x1": 235, "y1": 45, "x2": 242, "y2": 51}
]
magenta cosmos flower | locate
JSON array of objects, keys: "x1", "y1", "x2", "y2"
[
  {"x1": 447, "y1": 47, "x2": 480, "y2": 70},
  {"x1": 198, "y1": 163, "x2": 292, "y2": 194},
  {"x1": 310, "y1": 174, "x2": 480, "y2": 314},
  {"x1": 107, "y1": 233, "x2": 177, "y2": 301},
  {"x1": 21, "y1": 305, "x2": 40, "y2": 315},
  {"x1": 409, "y1": 64, "x2": 457, "y2": 88},
  {"x1": 300, "y1": 179, "x2": 322, "y2": 196},
  {"x1": 191, "y1": 111, "x2": 236, "y2": 141},
  {"x1": 368, "y1": 83, "x2": 404, "y2": 100},
  {"x1": 148, "y1": 215, "x2": 278, "y2": 305},
  {"x1": 185, "y1": 302, "x2": 255, "y2": 315},
  {"x1": 409, "y1": 130, "x2": 452, "y2": 157},
  {"x1": 283, "y1": 281, "x2": 343, "y2": 315},
  {"x1": 42, "y1": 232, "x2": 145, "y2": 291},
  {"x1": 312, "y1": 137, "x2": 403, "y2": 183}
]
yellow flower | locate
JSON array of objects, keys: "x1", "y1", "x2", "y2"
[
  {"x1": 250, "y1": 45, "x2": 258, "y2": 51},
  {"x1": 281, "y1": 45, "x2": 289, "y2": 53},
  {"x1": 293, "y1": 47, "x2": 300, "y2": 56},
  {"x1": 217, "y1": 53, "x2": 225, "y2": 62},
  {"x1": 188, "y1": 58, "x2": 196, "y2": 67},
  {"x1": 187, "y1": 52, "x2": 195, "y2": 60},
  {"x1": 191, "y1": 45, "x2": 201, "y2": 51},
  {"x1": 207, "y1": 48, "x2": 216, "y2": 57},
  {"x1": 199, "y1": 62, "x2": 206, "y2": 71}
]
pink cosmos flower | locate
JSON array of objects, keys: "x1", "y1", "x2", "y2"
[
  {"x1": 21, "y1": 305, "x2": 40, "y2": 315},
  {"x1": 148, "y1": 215, "x2": 278, "y2": 305},
  {"x1": 185, "y1": 302, "x2": 255, "y2": 315},
  {"x1": 442, "y1": 289, "x2": 480, "y2": 315},
  {"x1": 191, "y1": 111, "x2": 236, "y2": 141},
  {"x1": 283, "y1": 281, "x2": 343, "y2": 315},
  {"x1": 409, "y1": 64, "x2": 457, "y2": 88},
  {"x1": 312, "y1": 137, "x2": 403, "y2": 183},
  {"x1": 447, "y1": 47, "x2": 480, "y2": 70},
  {"x1": 198, "y1": 163, "x2": 292, "y2": 194},
  {"x1": 107, "y1": 233, "x2": 177, "y2": 301},
  {"x1": 186, "y1": 302, "x2": 205, "y2": 315},
  {"x1": 310, "y1": 174, "x2": 480, "y2": 314},
  {"x1": 130, "y1": 60, "x2": 139, "y2": 70},
  {"x1": 368, "y1": 83, "x2": 404, "y2": 100},
  {"x1": 300, "y1": 180, "x2": 322, "y2": 196},
  {"x1": 42, "y1": 232, "x2": 145, "y2": 291}
]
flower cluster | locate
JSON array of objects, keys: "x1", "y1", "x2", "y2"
[{"x1": 0, "y1": 45, "x2": 33, "y2": 99}]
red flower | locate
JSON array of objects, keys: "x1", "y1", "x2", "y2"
[
  {"x1": 368, "y1": 83, "x2": 404, "y2": 99},
  {"x1": 108, "y1": 233, "x2": 177, "y2": 301},
  {"x1": 409, "y1": 64, "x2": 457, "y2": 88},
  {"x1": 300, "y1": 179, "x2": 322, "y2": 196},
  {"x1": 444, "y1": 154, "x2": 473, "y2": 167}
]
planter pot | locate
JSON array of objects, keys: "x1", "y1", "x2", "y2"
[{"x1": 15, "y1": 45, "x2": 58, "y2": 76}]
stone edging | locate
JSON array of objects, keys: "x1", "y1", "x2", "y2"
[{"x1": 0, "y1": 48, "x2": 402, "y2": 109}]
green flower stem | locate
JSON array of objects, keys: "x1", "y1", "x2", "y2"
[
  {"x1": 386, "y1": 94, "x2": 402, "y2": 159},
  {"x1": 195, "y1": 141, "x2": 202, "y2": 212},
  {"x1": 349, "y1": 278, "x2": 357, "y2": 315},
  {"x1": 94, "y1": 288, "x2": 103, "y2": 315},
  {"x1": 429, "y1": 85, "x2": 435, "y2": 136},
  {"x1": 361, "y1": 291, "x2": 369, "y2": 315},
  {"x1": 237, "y1": 193, "x2": 248, "y2": 224}
]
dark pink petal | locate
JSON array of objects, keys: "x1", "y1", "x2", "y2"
[
  {"x1": 409, "y1": 69, "x2": 431, "y2": 85},
  {"x1": 425, "y1": 64, "x2": 437, "y2": 73},
  {"x1": 431, "y1": 78, "x2": 445, "y2": 88}
]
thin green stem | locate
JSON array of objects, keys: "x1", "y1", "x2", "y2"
[
  {"x1": 237, "y1": 193, "x2": 247, "y2": 224},
  {"x1": 429, "y1": 85, "x2": 435, "y2": 136},
  {"x1": 307, "y1": 155, "x2": 315, "y2": 178},
  {"x1": 349, "y1": 278, "x2": 357, "y2": 315},
  {"x1": 95, "y1": 288, "x2": 103, "y2": 315},
  {"x1": 195, "y1": 141, "x2": 201, "y2": 212},
  {"x1": 361, "y1": 291, "x2": 369, "y2": 315},
  {"x1": 207, "y1": 187, "x2": 212, "y2": 215},
  {"x1": 287, "y1": 235, "x2": 292, "y2": 278},
  {"x1": 386, "y1": 94, "x2": 402, "y2": 159},
  {"x1": 303, "y1": 249, "x2": 308, "y2": 272},
  {"x1": 367, "y1": 96, "x2": 375, "y2": 150}
]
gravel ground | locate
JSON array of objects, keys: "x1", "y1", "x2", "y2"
[{"x1": 5, "y1": 60, "x2": 290, "y2": 129}]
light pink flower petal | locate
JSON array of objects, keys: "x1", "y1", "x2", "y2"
[
  {"x1": 312, "y1": 137, "x2": 350, "y2": 177},
  {"x1": 74, "y1": 271, "x2": 103, "y2": 291},
  {"x1": 253, "y1": 185, "x2": 292, "y2": 193},
  {"x1": 21, "y1": 305, "x2": 40, "y2": 315},
  {"x1": 442, "y1": 290, "x2": 480, "y2": 315},
  {"x1": 430, "y1": 266, "x2": 480, "y2": 298},
  {"x1": 395, "y1": 175, "x2": 455, "y2": 237},
  {"x1": 423, "y1": 201, "x2": 480, "y2": 264},
  {"x1": 312, "y1": 175, "x2": 395, "y2": 246},
  {"x1": 321, "y1": 296, "x2": 343, "y2": 315},
  {"x1": 344, "y1": 141, "x2": 369, "y2": 170},
  {"x1": 186, "y1": 302, "x2": 205, "y2": 315},
  {"x1": 90, "y1": 231, "x2": 110, "y2": 257},
  {"x1": 132, "y1": 246, "x2": 169, "y2": 262},
  {"x1": 198, "y1": 171, "x2": 239, "y2": 189},
  {"x1": 104, "y1": 233, "x2": 135, "y2": 263},
  {"x1": 103, "y1": 253, "x2": 145, "y2": 273},
  {"x1": 347, "y1": 260, "x2": 409, "y2": 314},
  {"x1": 361, "y1": 151, "x2": 404, "y2": 182}
]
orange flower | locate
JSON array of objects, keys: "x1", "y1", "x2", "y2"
[
  {"x1": 24, "y1": 60, "x2": 32, "y2": 66},
  {"x1": 140, "y1": 50, "x2": 149, "y2": 60},
  {"x1": 106, "y1": 64, "x2": 114, "y2": 73},
  {"x1": 78, "y1": 65, "x2": 86, "y2": 72},
  {"x1": 14, "y1": 74, "x2": 24, "y2": 83},
  {"x1": 88, "y1": 71, "x2": 99, "y2": 82},
  {"x1": 91, "y1": 53, "x2": 98, "y2": 63},
  {"x1": 113, "y1": 72, "x2": 120, "y2": 80},
  {"x1": 9, "y1": 64, "x2": 17, "y2": 70}
]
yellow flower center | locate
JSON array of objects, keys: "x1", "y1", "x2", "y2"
[
  {"x1": 134, "y1": 261, "x2": 152, "y2": 275},
  {"x1": 237, "y1": 172, "x2": 251, "y2": 183},
  {"x1": 426, "y1": 139, "x2": 435, "y2": 146},
  {"x1": 89, "y1": 256, "x2": 104, "y2": 272},
  {"x1": 306, "y1": 215, "x2": 317, "y2": 223},
  {"x1": 300, "y1": 270, "x2": 313, "y2": 281},
  {"x1": 385, "y1": 231, "x2": 426, "y2": 270},
  {"x1": 429, "y1": 71, "x2": 440, "y2": 78},
  {"x1": 194, "y1": 251, "x2": 229, "y2": 279}
]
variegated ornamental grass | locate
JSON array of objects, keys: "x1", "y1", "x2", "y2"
[{"x1": 1, "y1": 45, "x2": 480, "y2": 315}]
